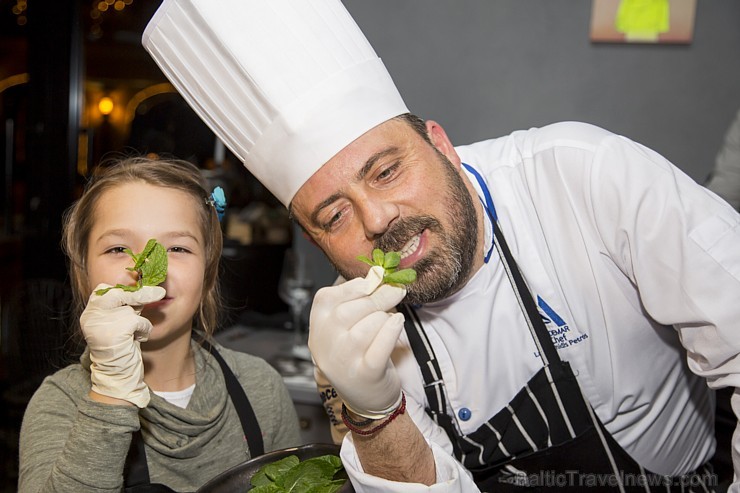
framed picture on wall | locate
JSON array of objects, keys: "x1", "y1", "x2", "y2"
[{"x1": 590, "y1": 0, "x2": 697, "y2": 44}]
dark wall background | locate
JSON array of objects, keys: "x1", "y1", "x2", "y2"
[
  {"x1": 345, "y1": 0, "x2": 740, "y2": 182},
  {"x1": 300, "y1": 0, "x2": 740, "y2": 288}
]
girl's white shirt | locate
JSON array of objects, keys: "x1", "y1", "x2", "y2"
[{"x1": 153, "y1": 384, "x2": 196, "y2": 409}]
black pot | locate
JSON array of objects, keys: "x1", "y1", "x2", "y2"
[{"x1": 196, "y1": 443, "x2": 355, "y2": 492}]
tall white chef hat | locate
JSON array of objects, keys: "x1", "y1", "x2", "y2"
[{"x1": 142, "y1": 0, "x2": 409, "y2": 207}]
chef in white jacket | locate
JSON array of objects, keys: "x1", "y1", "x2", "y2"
[{"x1": 143, "y1": 1, "x2": 740, "y2": 491}]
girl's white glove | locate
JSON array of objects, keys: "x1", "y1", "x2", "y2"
[
  {"x1": 308, "y1": 266, "x2": 406, "y2": 419},
  {"x1": 81, "y1": 284, "x2": 165, "y2": 408}
]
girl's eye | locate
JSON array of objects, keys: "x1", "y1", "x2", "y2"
[
  {"x1": 105, "y1": 246, "x2": 128, "y2": 255},
  {"x1": 168, "y1": 246, "x2": 191, "y2": 254}
]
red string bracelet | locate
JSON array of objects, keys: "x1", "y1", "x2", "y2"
[{"x1": 341, "y1": 394, "x2": 406, "y2": 436}]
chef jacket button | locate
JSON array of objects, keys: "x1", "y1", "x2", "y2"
[{"x1": 458, "y1": 407, "x2": 472, "y2": 421}]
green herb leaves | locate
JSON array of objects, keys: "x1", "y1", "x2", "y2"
[
  {"x1": 357, "y1": 248, "x2": 417, "y2": 286},
  {"x1": 250, "y1": 454, "x2": 346, "y2": 493},
  {"x1": 95, "y1": 239, "x2": 168, "y2": 296}
]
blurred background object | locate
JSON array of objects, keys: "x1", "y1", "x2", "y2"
[
  {"x1": 1, "y1": 1, "x2": 739, "y2": 490},
  {"x1": 277, "y1": 248, "x2": 315, "y2": 361},
  {"x1": 705, "y1": 106, "x2": 740, "y2": 211}
]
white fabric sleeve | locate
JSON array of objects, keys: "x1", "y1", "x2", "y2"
[
  {"x1": 588, "y1": 131, "x2": 740, "y2": 487},
  {"x1": 339, "y1": 433, "x2": 480, "y2": 493}
]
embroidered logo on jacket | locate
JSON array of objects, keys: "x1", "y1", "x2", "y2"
[{"x1": 537, "y1": 296, "x2": 588, "y2": 351}]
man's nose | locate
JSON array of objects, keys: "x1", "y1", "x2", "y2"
[{"x1": 360, "y1": 196, "x2": 399, "y2": 240}]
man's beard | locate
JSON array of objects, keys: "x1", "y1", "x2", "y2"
[{"x1": 335, "y1": 151, "x2": 479, "y2": 305}]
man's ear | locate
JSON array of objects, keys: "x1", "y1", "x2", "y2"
[{"x1": 426, "y1": 120, "x2": 462, "y2": 168}]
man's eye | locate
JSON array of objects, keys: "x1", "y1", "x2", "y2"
[
  {"x1": 322, "y1": 210, "x2": 344, "y2": 231},
  {"x1": 376, "y1": 162, "x2": 400, "y2": 182}
]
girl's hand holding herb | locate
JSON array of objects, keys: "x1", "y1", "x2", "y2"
[{"x1": 82, "y1": 284, "x2": 165, "y2": 408}]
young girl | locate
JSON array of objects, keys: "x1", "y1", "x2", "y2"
[{"x1": 18, "y1": 157, "x2": 300, "y2": 492}]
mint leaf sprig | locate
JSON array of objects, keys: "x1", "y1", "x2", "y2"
[
  {"x1": 357, "y1": 248, "x2": 417, "y2": 286},
  {"x1": 95, "y1": 238, "x2": 168, "y2": 296}
]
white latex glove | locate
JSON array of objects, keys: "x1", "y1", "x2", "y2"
[
  {"x1": 81, "y1": 284, "x2": 166, "y2": 408},
  {"x1": 308, "y1": 266, "x2": 406, "y2": 419}
]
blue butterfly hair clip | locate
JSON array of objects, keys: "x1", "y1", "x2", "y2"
[{"x1": 207, "y1": 186, "x2": 227, "y2": 222}]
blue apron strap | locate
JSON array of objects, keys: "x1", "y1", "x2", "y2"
[
  {"x1": 462, "y1": 162, "x2": 497, "y2": 263},
  {"x1": 462, "y1": 162, "x2": 497, "y2": 222}
]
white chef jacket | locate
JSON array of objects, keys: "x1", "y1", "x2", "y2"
[{"x1": 339, "y1": 121, "x2": 740, "y2": 493}]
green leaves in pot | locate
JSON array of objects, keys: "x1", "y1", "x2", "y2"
[{"x1": 250, "y1": 454, "x2": 346, "y2": 493}]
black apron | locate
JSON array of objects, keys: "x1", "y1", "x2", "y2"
[
  {"x1": 398, "y1": 164, "x2": 716, "y2": 492},
  {"x1": 123, "y1": 337, "x2": 264, "y2": 493}
]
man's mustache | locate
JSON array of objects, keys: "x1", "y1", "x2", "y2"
[{"x1": 374, "y1": 215, "x2": 441, "y2": 253}]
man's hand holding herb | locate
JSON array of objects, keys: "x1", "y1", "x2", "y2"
[
  {"x1": 308, "y1": 265, "x2": 406, "y2": 419},
  {"x1": 82, "y1": 285, "x2": 165, "y2": 408}
]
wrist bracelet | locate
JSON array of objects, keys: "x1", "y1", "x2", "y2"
[
  {"x1": 341, "y1": 406, "x2": 376, "y2": 428},
  {"x1": 341, "y1": 393, "x2": 406, "y2": 436}
]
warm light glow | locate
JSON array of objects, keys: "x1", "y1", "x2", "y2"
[
  {"x1": 114, "y1": 0, "x2": 125, "y2": 10},
  {"x1": 0, "y1": 73, "x2": 29, "y2": 94},
  {"x1": 98, "y1": 96, "x2": 114, "y2": 115},
  {"x1": 125, "y1": 83, "x2": 177, "y2": 124},
  {"x1": 78, "y1": 131, "x2": 89, "y2": 176}
]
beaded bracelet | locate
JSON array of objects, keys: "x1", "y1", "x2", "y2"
[
  {"x1": 341, "y1": 394, "x2": 407, "y2": 436},
  {"x1": 341, "y1": 408, "x2": 376, "y2": 428}
]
